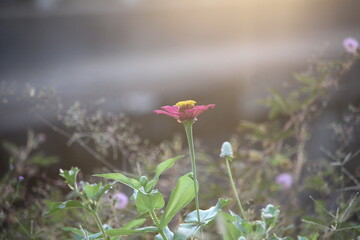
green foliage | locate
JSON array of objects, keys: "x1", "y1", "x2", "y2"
[
  {"x1": 44, "y1": 200, "x2": 89, "y2": 216},
  {"x1": 302, "y1": 194, "x2": 360, "y2": 238},
  {"x1": 184, "y1": 198, "x2": 232, "y2": 225},
  {"x1": 106, "y1": 227, "x2": 157, "y2": 237},
  {"x1": 218, "y1": 205, "x2": 294, "y2": 240},
  {"x1": 2, "y1": 52, "x2": 360, "y2": 240},
  {"x1": 59, "y1": 167, "x2": 80, "y2": 191},
  {"x1": 217, "y1": 211, "x2": 241, "y2": 240},
  {"x1": 94, "y1": 172, "x2": 142, "y2": 190},
  {"x1": 155, "y1": 226, "x2": 174, "y2": 240},
  {"x1": 83, "y1": 182, "x2": 112, "y2": 202},
  {"x1": 62, "y1": 227, "x2": 102, "y2": 240},
  {"x1": 261, "y1": 204, "x2": 280, "y2": 228},
  {"x1": 95, "y1": 155, "x2": 184, "y2": 193},
  {"x1": 145, "y1": 155, "x2": 185, "y2": 192},
  {"x1": 119, "y1": 218, "x2": 147, "y2": 229},
  {"x1": 135, "y1": 189, "x2": 165, "y2": 214},
  {"x1": 175, "y1": 198, "x2": 232, "y2": 239},
  {"x1": 160, "y1": 173, "x2": 198, "y2": 229}
]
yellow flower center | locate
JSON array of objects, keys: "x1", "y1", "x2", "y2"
[{"x1": 175, "y1": 100, "x2": 196, "y2": 110}]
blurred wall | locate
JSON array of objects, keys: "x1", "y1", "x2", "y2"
[{"x1": 1, "y1": 0, "x2": 360, "y2": 170}]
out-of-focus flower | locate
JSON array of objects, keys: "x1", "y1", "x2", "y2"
[
  {"x1": 343, "y1": 37, "x2": 359, "y2": 54},
  {"x1": 36, "y1": 133, "x2": 46, "y2": 143},
  {"x1": 77, "y1": 181, "x2": 84, "y2": 190},
  {"x1": 154, "y1": 100, "x2": 215, "y2": 123},
  {"x1": 275, "y1": 173, "x2": 293, "y2": 190},
  {"x1": 113, "y1": 192, "x2": 129, "y2": 209},
  {"x1": 18, "y1": 176, "x2": 24, "y2": 181},
  {"x1": 220, "y1": 142, "x2": 234, "y2": 158},
  {"x1": 248, "y1": 150, "x2": 263, "y2": 162}
]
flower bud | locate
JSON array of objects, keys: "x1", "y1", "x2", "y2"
[
  {"x1": 220, "y1": 141, "x2": 234, "y2": 158},
  {"x1": 139, "y1": 176, "x2": 148, "y2": 186}
]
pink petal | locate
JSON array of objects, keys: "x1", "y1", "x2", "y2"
[
  {"x1": 154, "y1": 103, "x2": 214, "y2": 122},
  {"x1": 161, "y1": 105, "x2": 180, "y2": 114},
  {"x1": 192, "y1": 104, "x2": 215, "y2": 110},
  {"x1": 186, "y1": 104, "x2": 215, "y2": 118},
  {"x1": 186, "y1": 109, "x2": 205, "y2": 118},
  {"x1": 153, "y1": 110, "x2": 179, "y2": 119},
  {"x1": 179, "y1": 110, "x2": 195, "y2": 120},
  {"x1": 177, "y1": 104, "x2": 215, "y2": 121}
]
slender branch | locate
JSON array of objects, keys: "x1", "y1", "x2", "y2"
[
  {"x1": 92, "y1": 211, "x2": 109, "y2": 240},
  {"x1": 35, "y1": 114, "x2": 138, "y2": 178},
  {"x1": 293, "y1": 124, "x2": 308, "y2": 183},
  {"x1": 225, "y1": 158, "x2": 247, "y2": 220},
  {"x1": 149, "y1": 210, "x2": 168, "y2": 240},
  {"x1": 183, "y1": 122, "x2": 201, "y2": 225}
]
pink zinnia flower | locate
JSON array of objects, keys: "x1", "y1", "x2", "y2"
[
  {"x1": 113, "y1": 192, "x2": 129, "y2": 209},
  {"x1": 276, "y1": 173, "x2": 293, "y2": 190},
  {"x1": 343, "y1": 37, "x2": 359, "y2": 54},
  {"x1": 154, "y1": 100, "x2": 215, "y2": 123}
]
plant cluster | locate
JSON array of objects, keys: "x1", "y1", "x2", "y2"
[{"x1": 1, "y1": 42, "x2": 360, "y2": 239}]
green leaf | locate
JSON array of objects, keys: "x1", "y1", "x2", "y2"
[
  {"x1": 217, "y1": 211, "x2": 241, "y2": 240},
  {"x1": 62, "y1": 227, "x2": 83, "y2": 235},
  {"x1": 120, "y1": 218, "x2": 146, "y2": 229},
  {"x1": 44, "y1": 200, "x2": 89, "y2": 216},
  {"x1": 83, "y1": 182, "x2": 112, "y2": 202},
  {"x1": 311, "y1": 233, "x2": 319, "y2": 240},
  {"x1": 160, "y1": 173, "x2": 198, "y2": 229},
  {"x1": 297, "y1": 237, "x2": 309, "y2": 240},
  {"x1": 83, "y1": 232, "x2": 102, "y2": 240},
  {"x1": 174, "y1": 223, "x2": 200, "y2": 240},
  {"x1": 261, "y1": 204, "x2": 280, "y2": 227},
  {"x1": 107, "y1": 229, "x2": 142, "y2": 237},
  {"x1": 254, "y1": 220, "x2": 266, "y2": 235},
  {"x1": 98, "y1": 219, "x2": 148, "y2": 238},
  {"x1": 301, "y1": 216, "x2": 327, "y2": 228},
  {"x1": 184, "y1": 198, "x2": 232, "y2": 225},
  {"x1": 84, "y1": 182, "x2": 102, "y2": 200},
  {"x1": 145, "y1": 155, "x2": 185, "y2": 192},
  {"x1": 106, "y1": 226, "x2": 157, "y2": 237},
  {"x1": 155, "y1": 226, "x2": 174, "y2": 240},
  {"x1": 229, "y1": 210, "x2": 243, "y2": 221},
  {"x1": 237, "y1": 221, "x2": 253, "y2": 235},
  {"x1": 227, "y1": 211, "x2": 267, "y2": 238},
  {"x1": 135, "y1": 189, "x2": 165, "y2": 214},
  {"x1": 94, "y1": 173, "x2": 141, "y2": 190},
  {"x1": 62, "y1": 227, "x2": 103, "y2": 240},
  {"x1": 59, "y1": 167, "x2": 80, "y2": 190},
  {"x1": 96, "y1": 183, "x2": 112, "y2": 201}
]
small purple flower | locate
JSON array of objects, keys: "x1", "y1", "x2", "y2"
[
  {"x1": 276, "y1": 173, "x2": 293, "y2": 190},
  {"x1": 343, "y1": 37, "x2": 359, "y2": 54},
  {"x1": 77, "y1": 181, "x2": 84, "y2": 189},
  {"x1": 36, "y1": 133, "x2": 46, "y2": 143},
  {"x1": 18, "y1": 176, "x2": 24, "y2": 181},
  {"x1": 113, "y1": 192, "x2": 129, "y2": 209}
]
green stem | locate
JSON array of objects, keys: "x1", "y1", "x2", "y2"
[
  {"x1": 225, "y1": 157, "x2": 247, "y2": 220},
  {"x1": 183, "y1": 122, "x2": 201, "y2": 225},
  {"x1": 13, "y1": 215, "x2": 32, "y2": 239},
  {"x1": 93, "y1": 211, "x2": 109, "y2": 240},
  {"x1": 149, "y1": 209, "x2": 168, "y2": 240}
]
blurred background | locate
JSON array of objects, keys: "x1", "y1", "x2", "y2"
[{"x1": 1, "y1": 0, "x2": 360, "y2": 171}]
